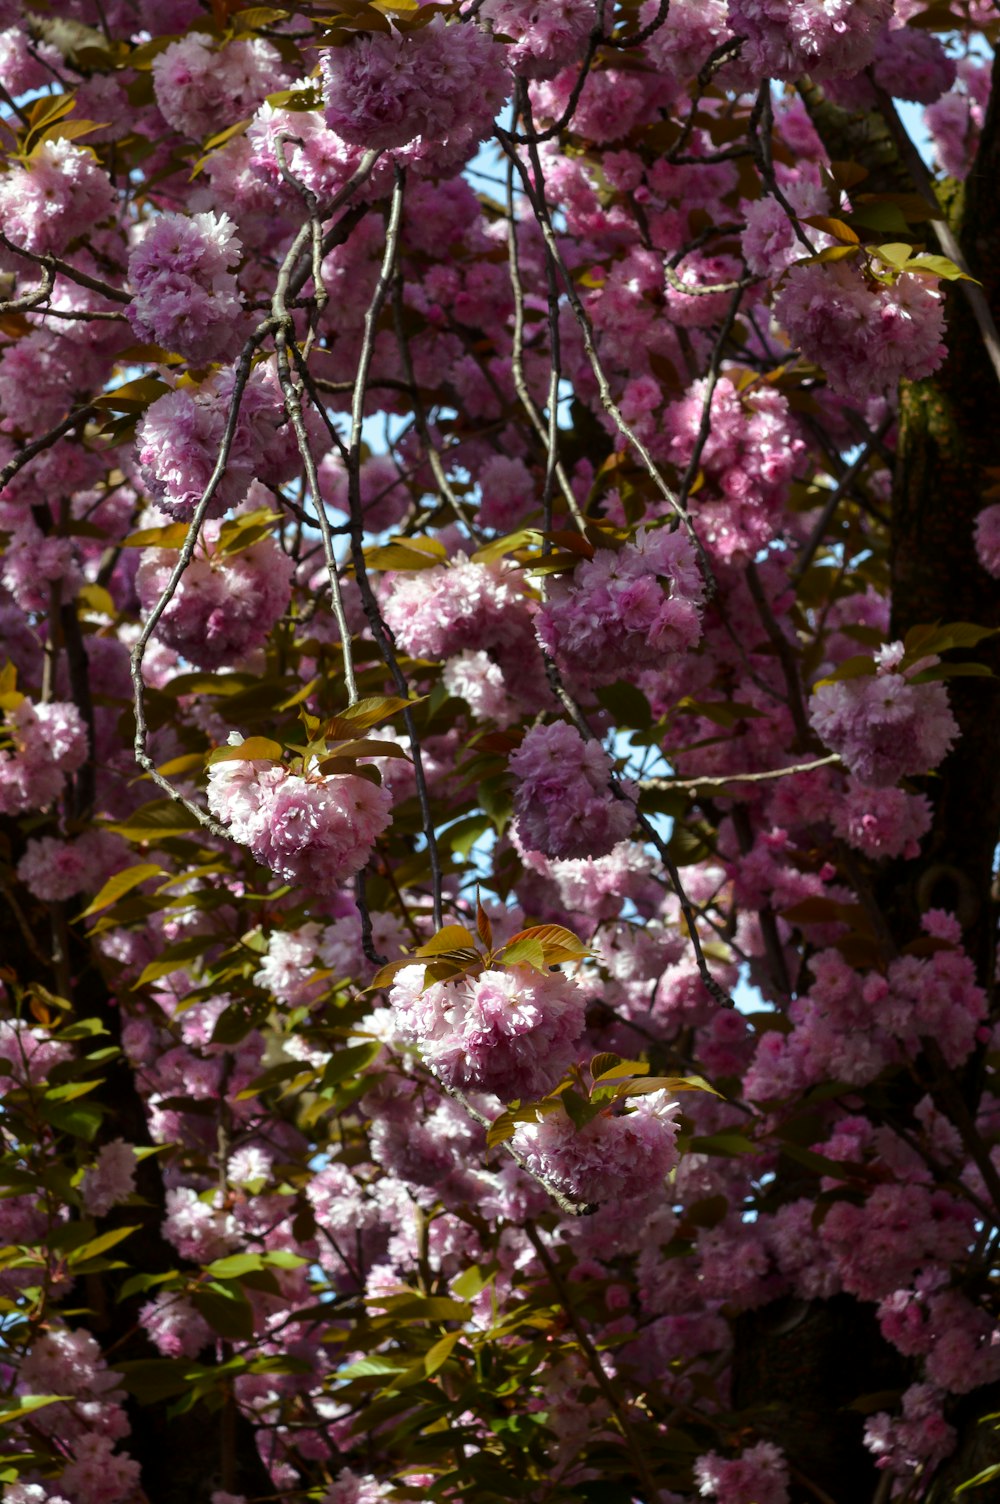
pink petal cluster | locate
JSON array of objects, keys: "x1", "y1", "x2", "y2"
[
  {"x1": 0, "y1": 698, "x2": 88, "y2": 815},
  {"x1": 382, "y1": 556, "x2": 536, "y2": 664},
  {"x1": 774, "y1": 260, "x2": 947, "y2": 399},
  {"x1": 810, "y1": 647, "x2": 959, "y2": 787},
  {"x1": 323, "y1": 1469, "x2": 393, "y2": 1504},
  {"x1": 139, "y1": 1291, "x2": 212, "y2": 1359},
  {"x1": 694, "y1": 1440, "x2": 790, "y2": 1504},
  {"x1": 441, "y1": 650, "x2": 519, "y2": 728},
  {"x1": 127, "y1": 210, "x2": 245, "y2": 366},
  {"x1": 80, "y1": 1140, "x2": 137, "y2": 1218},
  {"x1": 536, "y1": 528, "x2": 704, "y2": 683},
  {"x1": 974, "y1": 502, "x2": 1000, "y2": 576},
  {"x1": 136, "y1": 533, "x2": 294, "y2": 669},
  {"x1": 136, "y1": 364, "x2": 300, "y2": 521},
  {"x1": 387, "y1": 962, "x2": 586, "y2": 1102},
  {"x1": 0, "y1": 139, "x2": 116, "y2": 256},
  {"x1": 478, "y1": 0, "x2": 594, "y2": 79},
  {"x1": 152, "y1": 33, "x2": 286, "y2": 139},
  {"x1": 830, "y1": 778, "x2": 932, "y2": 860},
  {"x1": 509, "y1": 721, "x2": 636, "y2": 860},
  {"x1": 321, "y1": 16, "x2": 510, "y2": 157},
  {"x1": 511, "y1": 1091, "x2": 681, "y2": 1206},
  {"x1": 727, "y1": 0, "x2": 892, "y2": 81},
  {"x1": 926, "y1": 56, "x2": 991, "y2": 180},
  {"x1": 864, "y1": 1383, "x2": 956, "y2": 1479},
  {"x1": 663, "y1": 377, "x2": 805, "y2": 560},
  {"x1": 206, "y1": 749, "x2": 393, "y2": 891},
  {"x1": 16, "y1": 829, "x2": 121, "y2": 903}
]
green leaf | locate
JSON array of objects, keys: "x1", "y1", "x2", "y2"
[
  {"x1": 954, "y1": 1463, "x2": 1000, "y2": 1495},
  {"x1": 908, "y1": 253, "x2": 977, "y2": 282},
  {"x1": 203, "y1": 1253, "x2": 265, "y2": 1280},
  {"x1": 415, "y1": 925, "x2": 478, "y2": 957},
  {"x1": 502, "y1": 924, "x2": 589, "y2": 967},
  {"x1": 500, "y1": 935, "x2": 546, "y2": 972},
  {"x1": 109, "y1": 800, "x2": 203, "y2": 840},
  {"x1": 192, "y1": 1284, "x2": 256, "y2": 1341},
  {"x1": 364, "y1": 537, "x2": 447, "y2": 571},
  {"x1": 205, "y1": 736, "x2": 282, "y2": 765},
  {"x1": 318, "y1": 1041, "x2": 381, "y2": 1089},
  {"x1": 67, "y1": 1226, "x2": 141, "y2": 1265},
  {"x1": 0, "y1": 1395, "x2": 71, "y2": 1427},
  {"x1": 424, "y1": 1332, "x2": 459, "y2": 1375},
  {"x1": 78, "y1": 863, "x2": 164, "y2": 919}
]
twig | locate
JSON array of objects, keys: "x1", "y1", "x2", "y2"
[
  {"x1": 0, "y1": 233, "x2": 131, "y2": 304},
  {"x1": 641, "y1": 753, "x2": 841, "y2": 792}
]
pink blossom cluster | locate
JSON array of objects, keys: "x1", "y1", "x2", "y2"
[
  {"x1": 382, "y1": 556, "x2": 538, "y2": 670},
  {"x1": 746, "y1": 924, "x2": 986, "y2": 1098},
  {"x1": 387, "y1": 962, "x2": 586, "y2": 1102},
  {"x1": 321, "y1": 17, "x2": 510, "y2": 164},
  {"x1": 80, "y1": 1140, "x2": 137, "y2": 1218},
  {"x1": 0, "y1": 698, "x2": 88, "y2": 815},
  {"x1": 974, "y1": 502, "x2": 1000, "y2": 576},
  {"x1": 693, "y1": 1440, "x2": 790, "y2": 1504},
  {"x1": 16, "y1": 829, "x2": 122, "y2": 903},
  {"x1": 206, "y1": 747, "x2": 393, "y2": 891},
  {"x1": 810, "y1": 645, "x2": 959, "y2": 787},
  {"x1": 925, "y1": 56, "x2": 991, "y2": 179},
  {"x1": 662, "y1": 377, "x2": 805, "y2": 560},
  {"x1": 774, "y1": 260, "x2": 947, "y2": 399},
  {"x1": 536, "y1": 528, "x2": 705, "y2": 684},
  {"x1": 127, "y1": 210, "x2": 245, "y2": 366},
  {"x1": 511, "y1": 1091, "x2": 681, "y2": 1207},
  {"x1": 478, "y1": 0, "x2": 594, "y2": 79},
  {"x1": 865, "y1": 1383, "x2": 957, "y2": 1480},
  {"x1": 0, "y1": 139, "x2": 116, "y2": 257},
  {"x1": 727, "y1": 0, "x2": 892, "y2": 81},
  {"x1": 136, "y1": 531, "x2": 294, "y2": 670},
  {"x1": 139, "y1": 1291, "x2": 212, "y2": 1359},
  {"x1": 135, "y1": 363, "x2": 302, "y2": 521},
  {"x1": 830, "y1": 778, "x2": 932, "y2": 860},
  {"x1": 508, "y1": 720, "x2": 636, "y2": 859},
  {"x1": 152, "y1": 33, "x2": 286, "y2": 139}
]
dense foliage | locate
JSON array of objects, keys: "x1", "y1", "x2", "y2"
[{"x1": 2, "y1": 1, "x2": 1000, "y2": 1501}]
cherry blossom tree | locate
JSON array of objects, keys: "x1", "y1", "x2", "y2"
[{"x1": 1, "y1": 2, "x2": 1000, "y2": 1502}]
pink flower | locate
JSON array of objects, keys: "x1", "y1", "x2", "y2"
[
  {"x1": 140, "y1": 1291, "x2": 212, "y2": 1359},
  {"x1": 512, "y1": 1091, "x2": 682, "y2": 1206},
  {"x1": 0, "y1": 139, "x2": 115, "y2": 256},
  {"x1": 536, "y1": 528, "x2": 704, "y2": 684},
  {"x1": 728, "y1": 0, "x2": 892, "y2": 82},
  {"x1": 388, "y1": 962, "x2": 586, "y2": 1101},
  {"x1": 831, "y1": 779, "x2": 932, "y2": 860},
  {"x1": 774, "y1": 260, "x2": 947, "y2": 399},
  {"x1": 127, "y1": 210, "x2": 246, "y2": 365},
  {"x1": 509, "y1": 720, "x2": 636, "y2": 860},
  {"x1": 80, "y1": 1140, "x2": 137, "y2": 1218},
  {"x1": 152, "y1": 34, "x2": 286, "y2": 139},
  {"x1": 694, "y1": 1440, "x2": 790, "y2": 1504},
  {"x1": 478, "y1": 0, "x2": 594, "y2": 79},
  {"x1": 975, "y1": 502, "x2": 1000, "y2": 577},
  {"x1": 321, "y1": 16, "x2": 510, "y2": 160},
  {"x1": 207, "y1": 755, "x2": 393, "y2": 891},
  {"x1": 136, "y1": 532, "x2": 294, "y2": 670},
  {"x1": 810, "y1": 649, "x2": 959, "y2": 786}
]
